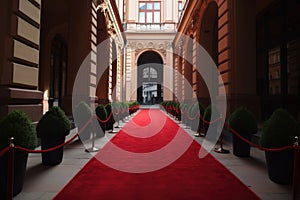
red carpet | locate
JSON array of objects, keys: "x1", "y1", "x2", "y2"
[{"x1": 54, "y1": 109, "x2": 260, "y2": 200}]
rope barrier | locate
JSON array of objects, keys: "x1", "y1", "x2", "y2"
[
  {"x1": 164, "y1": 104, "x2": 296, "y2": 153},
  {"x1": 0, "y1": 146, "x2": 9, "y2": 157},
  {"x1": 185, "y1": 112, "x2": 199, "y2": 121},
  {"x1": 224, "y1": 122, "x2": 294, "y2": 152},
  {"x1": 14, "y1": 116, "x2": 94, "y2": 154},
  {"x1": 112, "y1": 106, "x2": 121, "y2": 115},
  {"x1": 96, "y1": 111, "x2": 113, "y2": 124}
]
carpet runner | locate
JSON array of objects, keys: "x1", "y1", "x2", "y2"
[{"x1": 54, "y1": 109, "x2": 260, "y2": 200}]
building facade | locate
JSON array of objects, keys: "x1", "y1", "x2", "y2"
[
  {"x1": 1, "y1": 0, "x2": 299, "y2": 122},
  {"x1": 0, "y1": 0, "x2": 126, "y2": 121},
  {"x1": 174, "y1": 0, "x2": 300, "y2": 121},
  {"x1": 119, "y1": 0, "x2": 184, "y2": 104}
]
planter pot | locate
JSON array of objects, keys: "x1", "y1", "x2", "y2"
[
  {"x1": 96, "y1": 120, "x2": 106, "y2": 138},
  {"x1": 191, "y1": 118, "x2": 198, "y2": 131},
  {"x1": 41, "y1": 136, "x2": 65, "y2": 166},
  {"x1": 78, "y1": 124, "x2": 91, "y2": 141},
  {"x1": 0, "y1": 150, "x2": 28, "y2": 198},
  {"x1": 265, "y1": 149, "x2": 294, "y2": 185},
  {"x1": 232, "y1": 134, "x2": 252, "y2": 157}
]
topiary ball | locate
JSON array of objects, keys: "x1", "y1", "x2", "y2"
[
  {"x1": 36, "y1": 106, "x2": 71, "y2": 139},
  {"x1": 260, "y1": 108, "x2": 300, "y2": 148},
  {"x1": 0, "y1": 110, "x2": 37, "y2": 149},
  {"x1": 228, "y1": 107, "x2": 257, "y2": 136}
]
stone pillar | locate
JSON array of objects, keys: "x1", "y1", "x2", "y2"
[
  {"x1": 0, "y1": 0, "x2": 43, "y2": 121},
  {"x1": 223, "y1": 0, "x2": 260, "y2": 118}
]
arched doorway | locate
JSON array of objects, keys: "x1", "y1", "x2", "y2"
[
  {"x1": 196, "y1": 1, "x2": 218, "y2": 105},
  {"x1": 137, "y1": 51, "x2": 163, "y2": 104},
  {"x1": 49, "y1": 35, "x2": 68, "y2": 108}
]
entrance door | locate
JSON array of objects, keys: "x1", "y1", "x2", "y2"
[{"x1": 137, "y1": 51, "x2": 163, "y2": 105}]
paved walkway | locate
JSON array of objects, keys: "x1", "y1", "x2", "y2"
[{"x1": 14, "y1": 108, "x2": 295, "y2": 200}]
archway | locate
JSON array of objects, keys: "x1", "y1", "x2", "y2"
[
  {"x1": 137, "y1": 51, "x2": 163, "y2": 105},
  {"x1": 197, "y1": 1, "x2": 218, "y2": 106}
]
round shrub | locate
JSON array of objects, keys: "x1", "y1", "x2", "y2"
[
  {"x1": 73, "y1": 101, "x2": 93, "y2": 140},
  {"x1": 260, "y1": 108, "x2": 300, "y2": 148},
  {"x1": 228, "y1": 107, "x2": 257, "y2": 136},
  {"x1": 96, "y1": 104, "x2": 107, "y2": 121},
  {"x1": 0, "y1": 110, "x2": 37, "y2": 149},
  {"x1": 203, "y1": 104, "x2": 219, "y2": 122},
  {"x1": 36, "y1": 106, "x2": 71, "y2": 139}
]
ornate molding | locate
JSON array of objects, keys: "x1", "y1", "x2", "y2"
[{"x1": 128, "y1": 40, "x2": 172, "y2": 59}]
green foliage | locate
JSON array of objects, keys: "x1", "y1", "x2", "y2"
[
  {"x1": 189, "y1": 102, "x2": 204, "y2": 118},
  {"x1": 0, "y1": 110, "x2": 37, "y2": 149},
  {"x1": 112, "y1": 102, "x2": 120, "y2": 114},
  {"x1": 228, "y1": 107, "x2": 257, "y2": 136},
  {"x1": 260, "y1": 108, "x2": 300, "y2": 148},
  {"x1": 74, "y1": 101, "x2": 93, "y2": 125},
  {"x1": 96, "y1": 104, "x2": 107, "y2": 120},
  {"x1": 180, "y1": 103, "x2": 188, "y2": 113},
  {"x1": 36, "y1": 106, "x2": 71, "y2": 139}
]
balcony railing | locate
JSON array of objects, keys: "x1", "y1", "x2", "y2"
[{"x1": 124, "y1": 22, "x2": 177, "y2": 32}]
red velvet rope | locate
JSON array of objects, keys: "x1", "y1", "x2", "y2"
[
  {"x1": 96, "y1": 111, "x2": 113, "y2": 124},
  {"x1": 112, "y1": 106, "x2": 121, "y2": 115},
  {"x1": 185, "y1": 112, "x2": 199, "y2": 121},
  {"x1": 165, "y1": 106, "x2": 297, "y2": 152},
  {"x1": 14, "y1": 116, "x2": 94, "y2": 153},
  {"x1": 180, "y1": 108, "x2": 188, "y2": 115},
  {"x1": 0, "y1": 146, "x2": 9, "y2": 157},
  {"x1": 224, "y1": 122, "x2": 295, "y2": 152}
]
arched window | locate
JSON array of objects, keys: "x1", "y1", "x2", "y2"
[{"x1": 143, "y1": 67, "x2": 158, "y2": 79}]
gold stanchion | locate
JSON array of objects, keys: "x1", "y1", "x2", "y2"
[
  {"x1": 214, "y1": 133, "x2": 230, "y2": 154},
  {"x1": 214, "y1": 115, "x2": 230, "y2": 154},
  {"x1": 7, "y1": 137, "x2": 15, "y2": 200},
  {"x1": 292, "y1": 136, "x2": 299, "y2": 200},
  {"x1": 85, "y1": 120, "x2": 99, "y2": 152}
]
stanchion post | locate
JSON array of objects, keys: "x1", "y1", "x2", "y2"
[
  {"x1": 214, "y1": 115, "x2": 230, "y2": 154},
  {"x1": 85, "y1": 118, "x2": 99, "y2": 153},
  {"x1": 7, "y1": 137, "x2": 15, "y2": 200},
  {"x1": 292, "y1": 136, "x2": 299, "y2": 200}
]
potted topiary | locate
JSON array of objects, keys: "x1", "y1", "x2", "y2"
[
  {"x1": 0, "y1": 110, "x2": 38, "y2": 198},
  {"x1": 203, "y1": 105, "x2": 218, "y2": 132},
  {"x1": 196, "y1": 102, "x2": 205, "y2": 136},
  {"x1": 95, "y1": 104, "x2": 107, "y2": 135},
  {"x1": 36, "y1": 106, "x2": 71, "y2": 165},
  {"x1": 74, "y1": 101, "x2": 93, "y2": 141},
  {"x1": 105, "y1": 103, "x2": 115, "y2": 132},
  {"x1": 228, "y1": 107, "x2": 257, "y2": 157},
  {"x1": 190, "y1": 103, "x2": 204, "y2": 134},
  {"x1": 260, "y1": 108, "x2": 300, "y2": 184}
]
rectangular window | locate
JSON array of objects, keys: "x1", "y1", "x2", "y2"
[
  {"x1": 178, "y1": 1, "x2": 183, "y2": 20},
  {"x1": 139, "y1": 12, "x2": 145, "y2": 23},
  {"x1": 146, "y1": 12, "x2": 153, "y2": 23},
  {"x1": 139, "y1": 1, "x2": 161, "y2": 24},
  {"x1": 154, "y1": 2, "x2": 160, "y2": 10},
  {"x1": 154, "y1": 12, "x2": 160, "y2": 23},
  {"x1": 287, "y1": 40, "x2": 300, "y2": 95},
  {"x1": 147, "y1": 3, "x2": 153, "y2": 10},
  {"x1": 268, "y1": 47, "x2": 281, "y2": 95},
  {"x1": 139, "y1": 3, "x2": 146, "y2": 10}
]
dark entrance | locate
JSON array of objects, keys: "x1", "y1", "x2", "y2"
[
  {"x1": 137, "y1": 51, "x2": 163, "y2": 105},
  {"x1": 49, "y1": 36, "x2": 67, "y2": 108}
]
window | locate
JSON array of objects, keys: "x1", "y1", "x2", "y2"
[
  {"x1": 178, "y1": 1, "x2": 183, "y2": 20},
  {"x1": 287, "y1": 40, "x2": 300, "y2": 95},
  {"x1": 139, "y1": 1, "x2": 161, "y2": 23},
  {"x1": 143, "y1": 67, "x2": 158, "y2": 79},
  {"x1": 268, "y1": 47, "x2": 281, "y2": 95}
]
